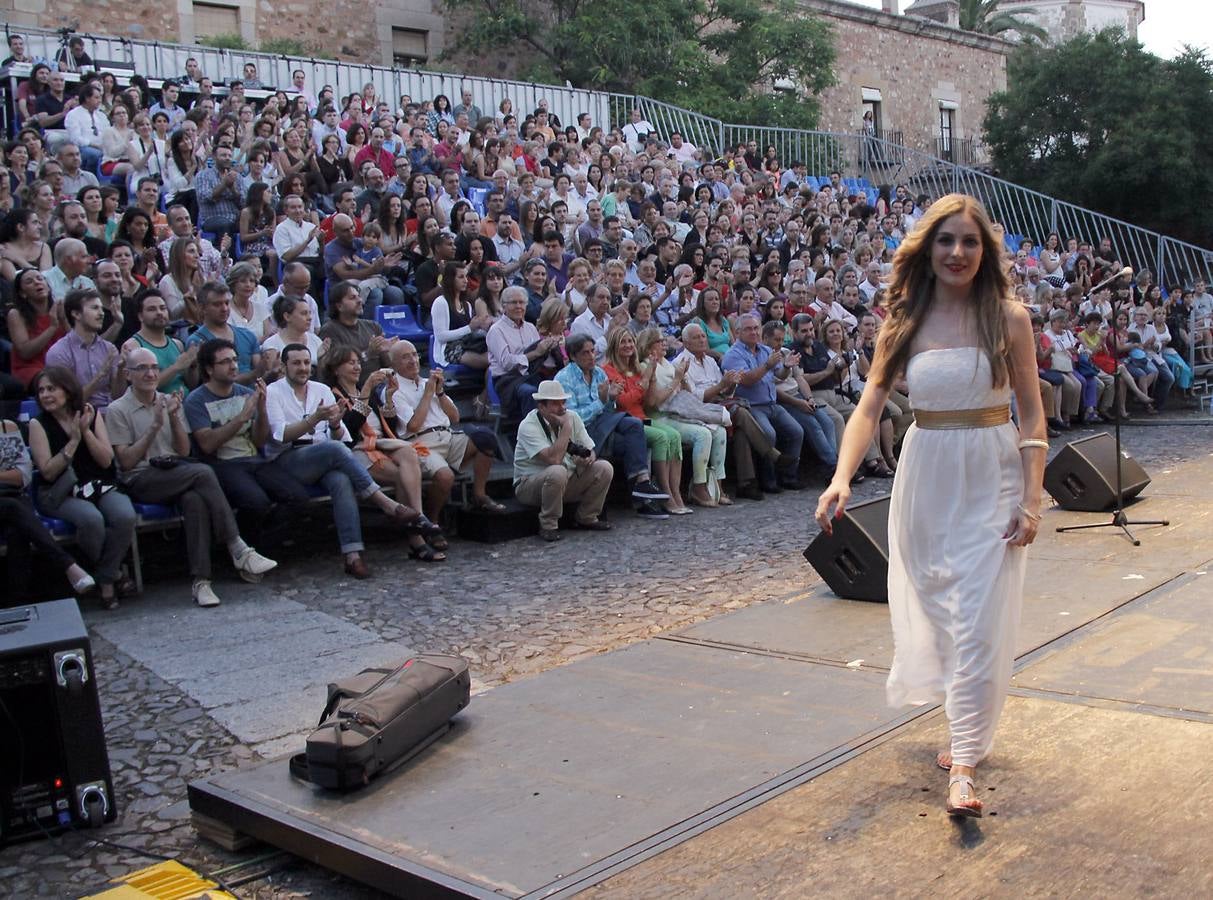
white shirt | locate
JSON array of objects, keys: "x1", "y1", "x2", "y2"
[
  {"x1": 392, "y1": 376, "x2": 450, "y2": 434},
  {"x1": 491, "y1": 232, "x2": 526, "y2": 266},
  {"x1": 265, "y1": 378, "x2": 348, "y2": 458},
  {"x1": 676, "y1": 350, "x2": 724, "y2": 401},
  {"x1": 229, "y1": 294, "x2": 272, "y2": 337},
  {"x1": 622, "y1": 119, "x2": 655, "y2": 153},
  {"x1": 261, "y1": 329, "x2": 323, "y2": 361},
  {"x1": 273, "y1": 217, "x2": 320, "y2": 259},
  {"x1": 65, "y1": 104, "x2": 108, "y2": 150},
  {"x1": 486, "y1": 316, "x2": 540, "y2": 377},
  {"x1": 858, "y1": 279, "x2": 881, "y2": 302},
  {"x1": 569, "y1": 308, "x2": 610, "y2": 359},
  {"x1": 669, "y1": 141, "x2": 698, "y2": 163},
  {"x1": 429, "y1": 296, "x2": 472, "y2": 366}
]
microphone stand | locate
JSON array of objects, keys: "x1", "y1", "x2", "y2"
[{"x1": 1056, "y1": 282, "x2": 1168, "y2": 545}]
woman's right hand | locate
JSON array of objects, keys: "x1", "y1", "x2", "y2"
[{"x1": 814, "y1": 480, "x2": 851, "y2": 536}]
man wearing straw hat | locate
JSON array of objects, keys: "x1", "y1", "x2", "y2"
[{"x1": 513, "y1": 380, "x2": 614, "y2": 542}]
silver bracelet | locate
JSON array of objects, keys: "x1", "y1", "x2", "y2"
[
  {"x1": 1016, "y1": 503, "x2": 1042, "y2": 522},
  {"x1": 1018, "y1": 439, "x2": 1050, "y2": 451}
]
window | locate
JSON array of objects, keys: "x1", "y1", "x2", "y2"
[
  {"x1": 938, "y1": 106, "x2": 955, "y2": 160},
  {"x1": 193, "y1": 2, "x2": 240, "y2": 39},
  {"x1": 392, "y1": 28, "x2": 428, "y2": 67}
]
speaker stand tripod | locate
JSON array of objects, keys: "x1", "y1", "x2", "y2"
[{"x1": 1056, "y1": 297, "x2": 1169, "y2": 546}]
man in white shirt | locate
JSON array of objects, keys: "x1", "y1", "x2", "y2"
[
  {"x1": 264, "y1": 343, "x2": 421, "y2": 578},
  {"x1": 622, "y1": 108, "x2": 655, "y2": 153},
  {"x1": 311, "y1": 105, "x2": 346, "y2": 154},
  {"x1": 487, "y1": 286, "x2": 550, "y2": 416},
  {"x1": 809, "y1": 277, "x2": 858, "y2": 330},
  {"x1": 64, "y1": 84, "x2": 108, "y2": 173},
  {"x1": 858, "y1": 261, "x2": 884, "y2": 303},
  {"x1": 667, "y1": 132, "x2": 699, "y2": 164},
  {"x1": 273, "y1": 194, "x2": 324, "y2": 298},
  {"x1": 389, "y1": 341, "x2": 499, "y2": 523},
  {"x1": 569, "y1": 283, "x2": 612, "y2": 361},
  {"x1": 490, "y1": 211, "x2": 527, "y2": 277}
]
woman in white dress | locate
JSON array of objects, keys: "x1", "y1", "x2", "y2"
[{"x1": 815, "y1": 194, "x2": 1048, "y2": 818}]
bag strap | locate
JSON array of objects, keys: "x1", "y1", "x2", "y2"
[{"x1": 288, "y1": 752, "x2": 312, "y2": 783}]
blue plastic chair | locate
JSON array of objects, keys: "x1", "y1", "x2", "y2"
[
  {"x1": 467, "y1": 187, "x2": 489, "y2": 216},
  {"x1": 18, "y1": 398, "x2": 39, "y2": 423},
  {"x1": 376, "y1": 305, "x2": 431, "y2": 345}
]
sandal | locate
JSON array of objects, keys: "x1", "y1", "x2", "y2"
[
  {"x1": 717, "y1": 494, "x2": 734, "y2": 506},
  {"x1": 471, "y1": 496, "x2": 507, "y2": 513},
  {"x1": 946, "y1": 774, "x2": 983, "y2": 818},
  {"x1": 936, "y1": 751, "x2": 951, "y2": 772},
  {"x1": 100, "y1": 593, "x2": 120, "y2": 611},
  {"x1": 408, "y1": 543, "x2": 446, "y2": 563},
  {"x1": 865, "y1": 460, "x2": 895, "y2": 478},
  {"x1": 427, "y1": 531, "x2": 450, "y2": 551},
  {"x1": 114, "y1": 575, "x2": 139, "y2": 598}
]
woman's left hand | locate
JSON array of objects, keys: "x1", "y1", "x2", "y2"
[{"x1": 1004, "y1": 508, "x2": 1039, "y2": 547}]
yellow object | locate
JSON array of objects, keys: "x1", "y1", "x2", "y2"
[
  {"x1": 82, "y1": 859, "x2": 236, "y2": 900},
  {"x1": 913, "y1": 404, "x2": 1011, "y2": 430}
]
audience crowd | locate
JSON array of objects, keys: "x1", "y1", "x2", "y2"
[{"x1": 1, "y1": 41, "x2": 1210, "y2": 602}]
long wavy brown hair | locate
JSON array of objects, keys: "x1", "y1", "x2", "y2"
[{"x1": 871, "y1": 194, "x2": 1012, "y2": 389}]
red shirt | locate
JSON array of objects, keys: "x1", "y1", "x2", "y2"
[
  {"x1": 353, "y1": 145, "x2": 394, "y2": 177},
  {"x1": 601, "y1": 363, "x2": 647, "y2": 420},
  {"x1": 320, "y1": 213, "x2": 364, "y2": 245}
]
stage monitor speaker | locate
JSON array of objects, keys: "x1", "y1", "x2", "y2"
[
  {"x1": 803, "y1": 495, "x2": 890, "y2": 603},
  {"x1": 1044, "y1": 433, "x2": 1150, "y2": 512},
  {"x1": 0, "y1": 599, "x2": 115, "y2": 845}
]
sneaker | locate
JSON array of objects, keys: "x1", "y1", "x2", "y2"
[
  {"x1": 631, "y1": 478, "x2": 670, "y2": 501},
  {"x1": 636, "y1": 501, "x2": 670, "y2": 520},
  {"x1": 233, "y1": 547, "x2": 278, "y2": 578},
  {"x1": 193, "y1": 580, "x2": 221, "y2": 608}
]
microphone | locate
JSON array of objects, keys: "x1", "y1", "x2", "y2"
[{"x1": 1088, "y1": 266, "x2": 1133, "y2": 295}]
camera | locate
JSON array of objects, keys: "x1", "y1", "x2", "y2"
[{"x1": 566, "y1": 441, "x2": 591, "y2": 459}]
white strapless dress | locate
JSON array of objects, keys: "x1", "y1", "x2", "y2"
[{"x1": 885, "y1": 347, "x2": 1026, "y2": 766}]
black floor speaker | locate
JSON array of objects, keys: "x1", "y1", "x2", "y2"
[
  {"x1": 803, "y1": 495, "x2": 890, "y2": 602},
  {"x1": 1044, "y1": 433, "x2": 1151, "y2": 512},
  {"x1": 0, "y1": 599, "x2": 115, "y2": 845}
]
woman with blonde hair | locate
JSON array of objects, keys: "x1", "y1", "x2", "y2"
[
  {"x1": 602, "y1": 327, "x2": 688, "y2": 514},
  {"x1": 816, "y1": 194, "x2": 1047, "y2": 818},
  {"x1": 158, "y1": 237, "x2": 204, "y2": 324}
]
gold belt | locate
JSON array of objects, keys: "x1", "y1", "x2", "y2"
[{"x1": 913, "y1": 405, "x2": 1011, "y2": 430}]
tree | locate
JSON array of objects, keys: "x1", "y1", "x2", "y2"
[
  {"x1": 442, "y1": 0, "x2": 835, "y2": 130},
  {"x1": 983, "y1": 28, "x2": 1213, "y2": 248},
  {"x1": 958, "y1": 0, "x2": 1048, "y2": 42}
]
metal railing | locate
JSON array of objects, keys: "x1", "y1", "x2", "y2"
[
  {"x1": 6, "y1": 25, "x2": 613, "y2": 135},
  {"x1": 7, "y1": 23, "x2": 1210, "y2": 288}
]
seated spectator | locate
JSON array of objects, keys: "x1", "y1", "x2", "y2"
[
  {"x1": 721, "y1": 314, "x2": 806, "y2": 491},
  {"x1": 43, "y1": 236, "x2": 96, "y2": 302},
  {"x1": 323, "y1": 213, "x2": 404, "y2": 318},
  {"x1": 109, "y1": 347, "x2": 278, "y2": 607},
  {"x1": 121, "y1": 290, "x2": 196, "y2": 395},
  {"x1": 602, "y1": 327, "x2": 688, "y2": 513},
  {"x1": 185, "y1": 281, "x2": 266, "y2": 382},
  {"x1": 225, "y1": 261, "x2": 273, "y2": 338},
  {"x1": 264, "y1": 343, "x2": 424, "y2": 578},
  {"x1": 262, "y1": 292, "x2": 327, "y2": 369},
  {"x1": 319, "y1": 280, "x2": 397, "y2": 370},
  {"x1": 27, "y1": 367, "x2": 137, "y2": 609},
  {"x1": 760, "y1": 319, "x2": 840, "y2": 478},
  {"x1": 689, "y1": 287, "x2": 732, "y2": 361},
  {"x1": 321, "y1": 347, "x2": 444, "y2": 562},
  {"x1": 676, "y1": 322, "x2": 782, "y2": 501},
  {"x1": 1131, "y1": 306, "x2": 1175, "y2": 409},
  {"x1": 0, "y1": 207, "x2": 53, "y2": 283},
  {"x1": 272, "y1": 194, "x2": 325, "y2": 299},
  {"x1": 413, "y1": 231, "x2": 456, "y2": 320},
  {"x1": 0, "y1": 417, "x2": 96, "y2": 599},
  {"x1": 389, "y1": 340, "x2": 502, "y2": 525},
  {"x1": 1145, "y1": 305, "x2": 1193, "y2": 395},
  {"x1": 6, "y1": 268, "x2": 67, "y2": 389},
  {"x1": 194, "y1": 144, "x2": 245, "y2": 239},
  {"x1": 1034, "y1": 310, "x2": 1084, "y2": 430},
  {"x1": 58, "y1": 142, "x2": 100, "y2": 197},
  {"x1": 635, "y1": 327, "x2": 724, "y2": 509},
  {"x1": 794, "y1": 314, "x2": 891, "y2": 477},
  {"x1": 1071, "y1": 311, "x2": 1118, "y2": 419},
  {"x1": 45, "y1": 288, "x2": 127, "y2": 412},
  {"x1": 512, "y1": 379, "x2": 614, "y2": 542},
  {"x1": 432, "y1": 261, "x2": 494, "y2": 370},
  {"x1": 487, "y1": 285, "x2": 551, "y2": 416},
  {"x1": 159, "y1": 204, "x2": 227, "y2": 283},
  {"x1": 569, "y1": 282, "x2": 612, "y2": 360},
  {"x1": 158, "y1": 236, "x2": 206, "y2": 324}
]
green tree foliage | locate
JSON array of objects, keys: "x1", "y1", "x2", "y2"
[
  {"x1": 442, "y1": 0, "x2": 835, "y2": 129},
  {"x1": 198, "y1": 34, "x2": 250, "y2": 51},
  {"x1": 958, "y1": 0, "x2": 1048, "y2": 42},
  {"x1": 983, "y1": 29, "x2": 1213, "y2": 247}
]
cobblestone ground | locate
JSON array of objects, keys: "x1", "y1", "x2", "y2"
[{"x1": 5, "y1": 416, "x2": 1210, "y2": 900}]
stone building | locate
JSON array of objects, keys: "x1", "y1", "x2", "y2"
[{"x1": 997, "y1": 0, "x2": 1145, "y2": 41}]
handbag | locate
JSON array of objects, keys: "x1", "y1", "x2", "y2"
[
  {"x1": 1075, "y1": 357, "x2": 1100, "y2": 378},
  {"x1": 661, "y1": 389, "x2": 730, "y2": 426}
]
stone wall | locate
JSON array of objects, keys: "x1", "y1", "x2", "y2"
[{"x1": 799, "y1": 0, "x2": 1010, "y2": 157}]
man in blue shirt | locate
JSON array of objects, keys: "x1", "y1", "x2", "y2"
[
  {"x1": 555, "y1": 333, "x2": 669, "y2": 514},
  {"x1": 186, "y1": 282, "x2": 265, "y2": 382},
  {"x1": 721, "y1": 314, "x2": 805, "y2": 491}
]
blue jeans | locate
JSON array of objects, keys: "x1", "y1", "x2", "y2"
[
  {"x1": 275, "y1": 442, "x2": 379, "y2": 553},
  {"x1": 587, "y1": 412, "x2": 649, "y2": 481},
  {"x1": 1151, "y1": 356, "x2": 1175, "y2": 408},
  {"x1": 78, "y1": 145, "x2": 102, "y2": 173},
  {"x1": 747, "y1": 402, "x2": 803, "y2": 480},
  {"x1": 785, "y1": 404, "x2": 837, "y2": 466}
]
